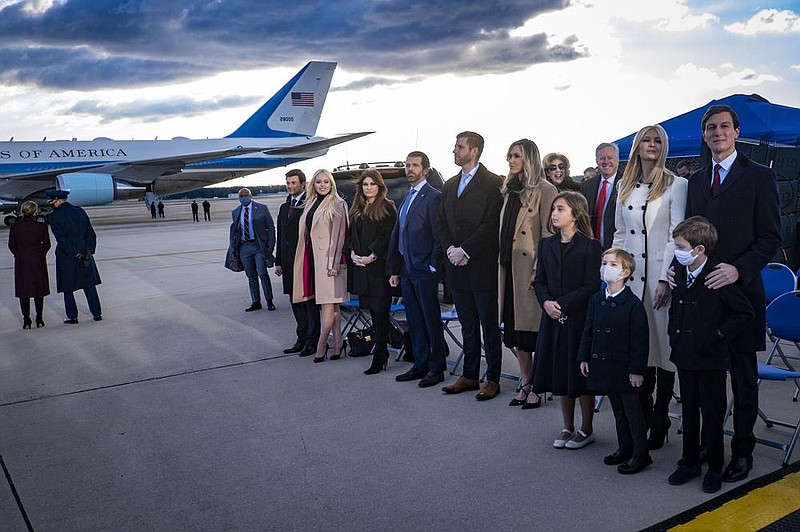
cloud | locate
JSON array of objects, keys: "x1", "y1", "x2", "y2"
[
  {"x1": 725, "y1": 9, "x2": 800, "y2": 35},
  {"x1": 673, "y1": 63, "x2": 779, "y2": 90},
  {"x1": 792, "y1": 64, "x2": 800, "y2": 71},
  {"x1": 332, "y1": 76, "x2": 423, "y2": 92},
  {"x1": 0, "y1": 0, "x2": 581, "y2": 91},
  {"x1": 64, "y1": 95, "x2": 261, "y2": 123}
]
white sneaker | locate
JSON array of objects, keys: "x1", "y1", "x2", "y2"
[{"x1": 565, "y1": 430, "x2": 595, "y2": 449}]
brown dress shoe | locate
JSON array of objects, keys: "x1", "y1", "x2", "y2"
[
  {"x1": 442, "y1": 376, "x2": 480, "y2": 394},
  {"x1": 476, "y1": 381, "x2": 500, "y2": 401}
]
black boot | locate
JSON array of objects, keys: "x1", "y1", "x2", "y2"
[
  {"x1": 364, "y1": 349, "x2": 389, "y2": 375},
  {"x1": 648, "y1": 368, "x2": 676, "y2": 450}
]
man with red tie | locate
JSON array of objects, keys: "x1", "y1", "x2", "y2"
[
  {"x1": 581, "y1": 143, "x2": 619, "y2": 250},
  {"x1": 685, "y1": 105, "x2": 781, "y2": 483}
]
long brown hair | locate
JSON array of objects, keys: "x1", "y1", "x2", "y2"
[
  {"x1": 349, "y1": 169, "x2": 395, "y2": 222},
  {"x1": 547, "y1": 191, "x2": 593, "y2": 237}
]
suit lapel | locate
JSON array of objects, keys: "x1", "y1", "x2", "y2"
[{"x1": 717, "y1": 155, "x2": 746, "y2": 196}]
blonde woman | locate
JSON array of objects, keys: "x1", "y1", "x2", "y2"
[
  {"x1": 293, "y1": 169, "x2": 349, "y2": 362},
  {"x1": 612, "y1": 124, "x2": 688, "y2": 449},
  {"x1": 499, "y1": 139, "x2": 558, "y2": 409}
]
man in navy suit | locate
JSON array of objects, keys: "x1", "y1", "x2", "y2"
[
  {"x1": 388, "y1": 151, "x2": 448, "y2": 387},
  {"x1": 230, "y1": 187, "x2": 276, "y2": 312},
  {"x1": 275, "y1": 170, "x2": 319, "y2": 356},
  {"x1": 685, "y1": 105, "x2": 781, "y2": 482},
  {"x1": 581, "y1": 143, "x2": 619, "y2": 251},
  {"x1": 438, "y1": 132, "x2": 504, "y2": 400}
]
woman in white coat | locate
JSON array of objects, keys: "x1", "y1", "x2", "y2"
[{"x1": 612, "y1": 124, "x2": 688, "y2": 449}]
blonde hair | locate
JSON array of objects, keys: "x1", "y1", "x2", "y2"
[
  {"x1": 603, "y1": 247, "x2": 636, "y2": 277},
  {"x1": 306, "y1": 169, "x2": 343, "y2": 222},
  {"x1": 20, "y1": 201, "x2": 38, "y2": 216},
  {"x1": 618, "y1": 124, "x2": 675, "y2": 204},
  {"x1": 501, "y1": 138, "x2": 545, "y2": 209}
]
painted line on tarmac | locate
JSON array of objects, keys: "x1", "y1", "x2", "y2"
[
  {"x1": 0, "y1": 453, "x2": 35, "y2": 532},
  {"x1": 0, "y1": 352, "x2": 296, "y2": 408}
]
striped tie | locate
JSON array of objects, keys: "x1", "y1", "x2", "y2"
[{"x1": 243, "y1": 206, "x2": 251, "y2": 240}]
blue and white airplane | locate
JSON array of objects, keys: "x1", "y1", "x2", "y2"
[{"x1": 0, "y1": 61, "x2": 370, "y2": 224}]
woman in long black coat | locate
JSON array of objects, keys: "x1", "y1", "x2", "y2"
[
  {"x1": 8, "y1": 201, "x2": 51, "y2": 328},
  {"x1": 347, "y1": 169, "x2": 398, "y2": 375}
]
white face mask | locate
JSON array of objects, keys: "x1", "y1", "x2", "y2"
[
  {"x1": 600, "y1": 264, "x2": 625, "y2": 285},
  {"x1": 674, "y1": 248, "x2": 696, "y2": 266}
]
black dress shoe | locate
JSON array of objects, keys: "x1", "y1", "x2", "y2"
[
  {"x1": 668, "y1": 463, "x2": 702, "y2": 485},
  {"x1": 283, "y1": 342, "x2": 304, "y2": 354},
  {"x1": 298, "y1": 344, "x2": 316, "y2": 357},
  {"x1": 604, "y1": 449, "x2": 633, "y2": 466},
  {"x1": 617, "y1": 455, "x2": 653, "y2": 475},
  {"x1": 63, "y1": 318, "x2": 79, "y2": 324},
  {"x1": 723, "y1": 457, "x2": 753, "y2": 483},
  {"x1": 93, "y1": 315, "x2": 102, "y2": 322},
  {"x1": 245, "y1": 302, "x2": 262, "y2": 312},
  {"x1": 418, "y1": 372, "x2": 444, "y2": 388},
  {"x1": 395, "y1": 369, "x2": 426, "y2": 382},
  {"x1": 703, "y1": 470, "x2": 723, "y2": 493},
  {"x1": 267, "y1": 300, "x2": 276, "y2": 311}
]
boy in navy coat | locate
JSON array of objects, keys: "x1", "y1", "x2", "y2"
[
  {"x1": 579, "y1": 248, "x2": 651, "y2": 474},
  {"x1": 667, "y1": 216, "x2": 754, "y2": 493}
]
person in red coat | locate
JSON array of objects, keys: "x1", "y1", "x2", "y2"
[{"x1": 8, "y1": 201, "x2": 51, "y2": 328}]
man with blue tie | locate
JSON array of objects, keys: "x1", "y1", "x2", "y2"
[
  {"x1": 438, "y1": 132, "x2": 504, "y2": 400},
  {"x1": 229, "y1": 187, "x2": 276, "y2": 312},
  {"x1": 388, "y1": 151, "x2": 448, "y2": 387}
]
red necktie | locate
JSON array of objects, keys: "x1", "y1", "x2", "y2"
[
  {"x1": 243, "y1": 206, "x2": 251, "y2": 240},
  {"x1": 711, "y1": 164, "x2": 721, "y2": 194},
  {"x1": 594, "y1": 179, "x2": 608, "y2": 240}
]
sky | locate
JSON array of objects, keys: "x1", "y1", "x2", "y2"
[{"x1": 0, "y1": 0, "x2": 799, "y2": 188}]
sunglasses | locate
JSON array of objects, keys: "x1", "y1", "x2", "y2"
[{"x1": 547, "y1": 164, "x2": 566, "y2": 171}]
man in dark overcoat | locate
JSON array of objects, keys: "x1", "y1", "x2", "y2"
[
  {"x1": 275, "y1": 169, "x2": 319, "y2": 355},
  {"x1": 46, "y1": 189, "x2": 103, "y2": 323}
]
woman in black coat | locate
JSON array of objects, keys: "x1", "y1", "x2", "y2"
[
  {"x1": 8, "y1": 201, "x2": 51, "y2": 328},
  {"x1": 348, "y1": 169, "x2": 398, "y2": 374}
]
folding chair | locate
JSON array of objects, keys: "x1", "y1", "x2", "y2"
[
  {"x1": 762, "y1": 263, "x2": 796, "y2": 305},
  {"x1": 340, "y1": 297, "x2": 371, "y2": 337},
  {"x1": 764, "y1": 290, "x2": 800, "y2": 400},
  {"x1": 441, "y1": 308, "x2": 464, "y2": 375},
  {"x1": 388, "y1": 299, "x2": 408, "y2": 362},
  {"x1": 724, "y1": 364, "x2": 800, "y2": 466}
]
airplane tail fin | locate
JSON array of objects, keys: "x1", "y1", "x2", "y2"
[{"x1": 227, "y1": 61, "x2": 336, "y2": 139}]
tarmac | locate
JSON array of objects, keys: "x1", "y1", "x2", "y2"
[{"x1": 0, "y1": 196, "x2": 798, "y2": 531}]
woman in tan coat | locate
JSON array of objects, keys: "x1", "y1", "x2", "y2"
[
  {"x1": 293, "y1": 169, "x2": 349, "y2": 362},
  {"x1": 499, "y1": 139, "x2": 559, "y2": 408}
]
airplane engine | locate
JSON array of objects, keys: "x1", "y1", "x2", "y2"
[{"x1": 57, "y1": 173, "x2": 147, "y2": 206}]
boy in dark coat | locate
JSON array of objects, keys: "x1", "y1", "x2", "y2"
[
  {"x1": 579, "y1": 248, "x2": 651, "y2": 474},
  {"x1": 667, "y1": 216, "x2": 754, "y2": 493}
]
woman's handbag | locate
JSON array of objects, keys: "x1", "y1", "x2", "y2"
[{"x1": 347, "y1": 327, "x2": 375, "y2": 357}]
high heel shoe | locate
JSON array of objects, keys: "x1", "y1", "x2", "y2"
[
  {"x1": 509, "y1": 383, "x2": 532, "y2": 406},
  {"x1": 331, "y1": 340, "x2": 347, "y2": 360},
  {"x1": 35, "y1": 316, "x2": 45, "y2": 328},
  {"x1": 521, "y1": 390, "x2": 545, "y2": 410},
  {"x1": 364, "y1": 350, "x2": 388, "y2": 375},
  {"x1": 313, "y1": 344, "x2": 329, "y2": 363},
  {"x1": 22, "y1": 317, "x2": 32, "y2": 330}
]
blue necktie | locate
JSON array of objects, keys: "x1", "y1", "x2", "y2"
[
  {"x1": 398, "y1": 188, "x2": 417, "y2": 255},
  {"x1": 686, "y1": 272, "x2": 695, "y2": 288},
  {"x1": 457, "y1": 173, "x2": 470, "y2": 197}
]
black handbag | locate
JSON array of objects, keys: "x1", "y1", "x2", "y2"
[{"x1": 347, "y1": 327, "x2": 375, "y2": 357}]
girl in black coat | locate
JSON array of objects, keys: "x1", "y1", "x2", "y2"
[
  {"x1": 532, "y1": 191, "x2": 602, "y2": 450},
  {"x1": 8, "y1": 201, "x2": 51, "y2": 328},
  {"x1": 347, "y1": 169, "x2": 398, "y2": 374}
]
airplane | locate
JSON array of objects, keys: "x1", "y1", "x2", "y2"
[{"x1": 0, "y1": 61, "x2": 371, "y2": 225}]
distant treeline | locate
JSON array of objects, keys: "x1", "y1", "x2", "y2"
[{"x1": 163, "y1": 185, "x2": 285, "y2": 200}]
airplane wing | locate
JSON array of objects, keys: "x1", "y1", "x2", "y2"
[{"x1": 261, "y1": 132, "x2": 373, "y2": 156}]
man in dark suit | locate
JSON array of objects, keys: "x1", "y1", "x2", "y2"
[
  {"x1": 581, "y1": 143, "x2": 619, "y2": 250},
  {"x1": 438, "y1": 131, "x2": 504, "y2": 400},
  {"x1": 46, "y1": 189, "x2": 103, "y2": 324},
  {"x1": 685, "y1": 105, "x2": 781, "y2": 482},
  {"x1": 202, "y1": 200, "x2": 211, "y2": 221},
  {"x1": 229, "y1": 187, "x2": 276, "y2": 312},
  {"x1": 191, "y1": 200, "x2": 199, "y2": 222},
  {"x1": 388, "y1": 151, "x2": 448, "y2": 387},
  {"x1": 275, "y1": 169, "x2": 319, "y2": 356}
]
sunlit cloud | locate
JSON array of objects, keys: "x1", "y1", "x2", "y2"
[
  {"x1": 673, "y1": 63, "x2": 779, "y2": 90},
  {"x1": 725, "y1": 9, "x2": 800, "y2": 35}
]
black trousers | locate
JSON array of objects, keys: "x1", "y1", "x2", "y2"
[
  {"x1": 608, "y1": 392, "x2": 648, "y2": 458},
  {"x1": 677, "y1": 368, "x2": 727, "y2": 471},
  {"x1": 291, "y1": 298, "x2": 320, "y2": 348},
  {"x1": 728, "y1": 349, "x2": 758, "y2": 458},
  {"x1": 450, "y1": 288, "x2": 502, "y2": 382},
  {"x1": 20, "y1": 297, "x2": 44, "y2": 319}
]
